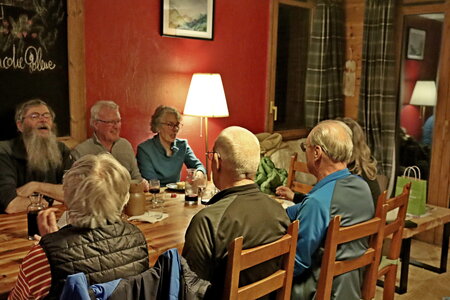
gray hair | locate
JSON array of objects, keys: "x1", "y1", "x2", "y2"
[
  {"x1": 15, "y1": 98, "x2": 55, "y2": 122},
  {"x1": 150, "y1": 105, "x2": 181, "y2": 133},
  {"x1": 90, "y1": 100, "x2": 120, "y2": 127},
  {"x1": 63, "y1": 153, "x2": 131, "y2": 228},
  {"x1": 308, "y1": 120, "x2": 353, "y2": 163},
  {"x1": 214, "y1": 126, "x2": 260, "y2": 180}
]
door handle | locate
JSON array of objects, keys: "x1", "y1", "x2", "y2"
[{"x1": 270, "y1": 101, "x2": 278, "y2": 121}]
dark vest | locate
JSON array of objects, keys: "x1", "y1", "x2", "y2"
[{"x1": 40, "y1": 221, "x2": 149, "y2": 299}]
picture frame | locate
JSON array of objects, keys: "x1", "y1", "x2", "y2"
[
  {"x1": 161, "y1": 0, "x2": 214, "y2": 40},
  {"x1": 407, "y1": 28, "x2": 426, "y2": 60}
]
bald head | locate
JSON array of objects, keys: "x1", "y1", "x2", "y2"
[
  {"x1": 308, "y1": 120, "x2": 353, "y2": 163},
  {"x1": 214, "y1": 126, "x2": 260, "y2": 180}
]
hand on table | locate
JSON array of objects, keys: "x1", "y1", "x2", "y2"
[
  {"x1": 16, "y1": 181, "x2": 40, "y2": 197},
  {"x1": 275, "y1": 186, "x2": 295, "y2": 201},
  {"x1": 194, "y1": 171, "x2": 207, "y2": 186},
  {"x1": 141, "y1": 179, "x2": 150, "y2": 192}
]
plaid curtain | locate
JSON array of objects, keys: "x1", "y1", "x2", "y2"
[
  {"x1": 358, "y1": 0, "x2": 396, "y2": 178},
  {"x1": 304, "y1": 0, "x2": 345, "y2": 128}
]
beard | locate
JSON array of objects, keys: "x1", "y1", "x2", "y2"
[{"x1": 22, "y1": 124, "x2": 62, "y2": 174}]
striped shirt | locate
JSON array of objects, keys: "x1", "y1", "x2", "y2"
[{"x1": 8, "y1": 245, "x2": 51, "y2": 300}]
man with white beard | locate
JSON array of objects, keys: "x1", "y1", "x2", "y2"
[{"x1": 0, "y1": 99, "x2": 74, "y2": 213}]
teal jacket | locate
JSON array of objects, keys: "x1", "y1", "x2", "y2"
[{"x1": 136, "y1": 135, "x2": 205, "y2": 186}]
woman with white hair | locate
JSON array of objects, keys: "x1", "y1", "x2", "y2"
[
  {"x1": 9, "y1": 154, "x2": 149, "y2": 299},
  {"x1": 137, "y1": 105, "x2": 206, "y2": 186}
]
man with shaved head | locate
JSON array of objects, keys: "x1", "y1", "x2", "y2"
[
  {"x1": 183, "y1": 126, "x2": 290, "y2": 298},
  {"x1": 287, "y1": 120, "x2": 374, "y2": 300},
  {"x1": 0, "y1": 99, "x2": 73, "y2": 213}
]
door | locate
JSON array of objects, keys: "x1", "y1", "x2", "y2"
[{"x1": 267, "y1": 0, "x2": 314, "y2": 139}]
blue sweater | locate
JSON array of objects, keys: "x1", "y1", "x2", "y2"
[
  {"x1": 136, "y1": 135, "x2": 205, "y2": 186},
  {"x1": 286, "y1": 169, "x2": 374, "y2": 277}
]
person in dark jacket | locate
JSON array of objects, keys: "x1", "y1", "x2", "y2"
[
  {"x1": 9, "y1": 153, "x2": 149, "y2": 300},
  {"x1": 0, "y1": 99, "x2": 74, "y2": 213},
  {"x1": 183, "y1": 126, "x2": 290, "y2": 298}
]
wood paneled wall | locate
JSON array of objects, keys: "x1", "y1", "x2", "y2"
[{"x1": 343, "y1": 0, "x2": 365, "y2": 119}]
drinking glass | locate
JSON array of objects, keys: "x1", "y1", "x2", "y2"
[{"x1": 149, "y1": 179, "x2": 160, "y2": 208}]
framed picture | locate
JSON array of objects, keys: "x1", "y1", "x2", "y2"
[
  {"x1": 161, "y1": 0, "x2": 214, "y2": 40},
  {"x1": 407, "y1": 28, "x2": 426, "y2": 60}
]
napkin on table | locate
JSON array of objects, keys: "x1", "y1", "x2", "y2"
[{"x1": 128, "y1": 211, "x2": 168, "y2": 223}]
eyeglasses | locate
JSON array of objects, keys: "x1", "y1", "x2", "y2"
[
  {"x1": 161, "y1": 122, "x2": 183, "y2": 130},
  {"x1": 300, "y1": 142, "x2": 310, "y2": 152},
  {"x1": 96, "y1": 119, "x2": 122, "y2": 125},
  {"x1": 206, "y1": 151, "x2": 220, "y2": 161},
  {"x1": 24, "y1": 112, "x2": 53, "y2": 121}
]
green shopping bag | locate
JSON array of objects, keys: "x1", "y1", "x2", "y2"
[{"x1": 395, "y1": 166, "x2": 427, "y2": 216}]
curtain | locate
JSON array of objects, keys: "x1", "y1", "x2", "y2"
[
  {"x1": 358, "y1": 0, "x2": 396, "y2": 179},
  {"x1": 304, "y1": 0, "x2": 345, "y2": 128}
]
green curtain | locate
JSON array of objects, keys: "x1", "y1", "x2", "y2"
[
  {"x1": 358, "y1": 0, "x2": 396, "y2": 179},
  {"x1": 304, "y1": 0, "x2": 345, "y2": 128}
]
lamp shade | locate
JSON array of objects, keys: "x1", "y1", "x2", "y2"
[
  {"x1": 184, "y1": 73, "x2": 229, "y2": 117},
  {"x1": 410, "y1": 80, "x2": 437, "y2": 106}
]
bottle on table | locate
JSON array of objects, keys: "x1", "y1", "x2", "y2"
[{"x1": 27, "y1": 193, "x2": 44, "y2": 240}]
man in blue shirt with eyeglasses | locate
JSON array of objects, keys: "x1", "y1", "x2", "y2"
[
  {"x1": 0, "y1": 99, "x2": 74, "y2": 213},
  {"x1": 287, "y1": 120, "x2": 374, "y2": 300}
]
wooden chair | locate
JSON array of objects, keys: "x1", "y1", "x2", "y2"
[
  {"x1": 286, "y1": 152, "x2": 315, "y2": 194},
  {"x1": 315, "y1": 204, "x2": 388, "y2": 300},
  {"x1": 376, "y1": 183, "x2": 411, "y2": 300},
  {"x1": 223, "y1": 220, "x2": 299, "y2": 300}
]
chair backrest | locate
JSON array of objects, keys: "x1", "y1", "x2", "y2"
[
  {"x1": 223, "y1": 220, "x2": 299, "y2": 300},
  {"x1": 376, "y1": 183, "x2": 411, "y2": 300},
  {"x1": 286, "y1": 152, "x2": 315, "y2": 194},
  {"x1": 315, "y1": 204, "x2": 388, "y2": 300}
]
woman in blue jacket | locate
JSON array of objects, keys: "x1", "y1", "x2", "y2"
[{"x1": 137, "y1": 105, "x2": 205, "y2": 186}]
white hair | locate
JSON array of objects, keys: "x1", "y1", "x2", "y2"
[
  {"x1": 214, "y1": 126, "x2": 260, "y2": 180},
  {"x1": 308, "y1": 120, "x2": 353, "y2": 163},
  {"x1": 90, "y1": 100, "x2": 120, "y2": 127},
  {"x1": 63, "y1": 153, "x2": 130, "y2": 228}
]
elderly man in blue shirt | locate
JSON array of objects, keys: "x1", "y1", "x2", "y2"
[{"x1": 287, "y1": 120, "x2": 374, "y2": 300}]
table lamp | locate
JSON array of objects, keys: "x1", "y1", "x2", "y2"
[
  {"x1": 183, "y1": 73, "x2": 229, "y2": 179},
  {"x1": 410, "y1": 80, "x2": 437, "y2": 119}
]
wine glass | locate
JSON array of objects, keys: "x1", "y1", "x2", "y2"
[{"x1": 149, "y1": 179, "x2": 160, "y2": 209}]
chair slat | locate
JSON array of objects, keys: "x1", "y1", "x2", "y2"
[
  {"x1": 337, "y1": 218, "x2": 382, "y2": 243},
  {"x1": 222, "y1": 220, "x2": 299, "y2": 300},
  {"x1": 334, "y1": 249, "x2": 375, "y2": 276},
  {"x1": 286, "y1": 153, "x2": 315, "y2": 194},
  {"x1": 240, "y1": 235, "x2": 292, "y2": 270},
  {"x1": 238, "y1": 270, "x2": 286, "y2": 299}
]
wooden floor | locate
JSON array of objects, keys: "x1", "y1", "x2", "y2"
[{"x1": 375, "y1": 239, "x2": 450, "y2": 299}]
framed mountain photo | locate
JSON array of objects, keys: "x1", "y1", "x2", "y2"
[{"x1": 161, "y1": 0, "x2": 214, "y2": 40}]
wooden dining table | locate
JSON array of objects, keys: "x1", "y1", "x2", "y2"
[{"x1": 0, "y1": 191, "x2": 205, "y2": 298}]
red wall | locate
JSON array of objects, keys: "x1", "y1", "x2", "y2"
[{"x1": 84, "y1": 1, "x2": 270, "y2": 170}]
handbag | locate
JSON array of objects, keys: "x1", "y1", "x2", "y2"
[{"x1": 395, "y1": 166, "x2": 427, "y2": 216}]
